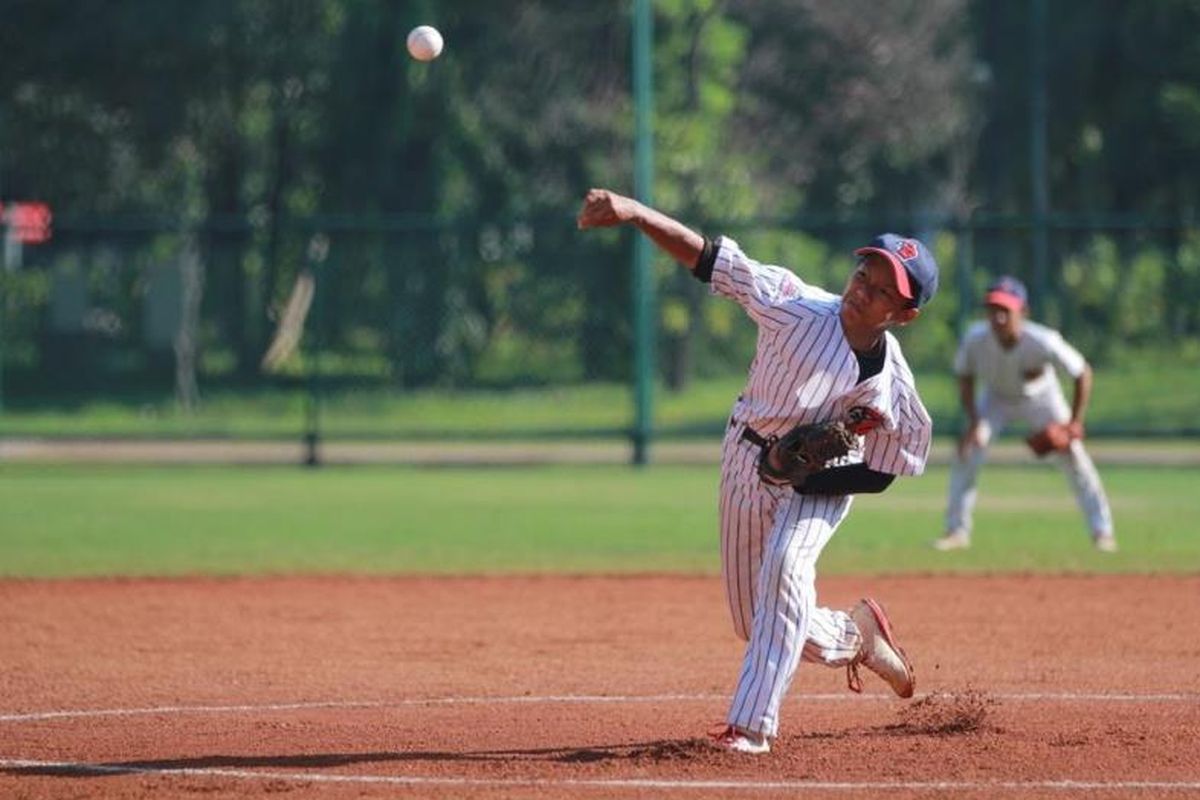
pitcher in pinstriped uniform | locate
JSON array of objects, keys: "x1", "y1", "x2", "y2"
[{"x1": 578, "y1": 188, "x2": 940, "y2": 754}]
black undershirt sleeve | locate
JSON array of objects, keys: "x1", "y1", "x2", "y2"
[
  {"x1": 692, "y1": 236, "x2": 717, "y2": 283},
  {"x1": 796, "y1": 463, "x2": 895, "y2": 495}
]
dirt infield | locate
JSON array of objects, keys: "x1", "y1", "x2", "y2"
[{"x1": 2, "y1": 574, "x2": 1199, "y2": 798}]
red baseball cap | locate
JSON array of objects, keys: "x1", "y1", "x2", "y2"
[
  {"x1": 983, "y1": 275, "x2": 1027, "y2": 312},
  {"x1": 853, "y1": 233, "x2": 939, "y2": 308}
]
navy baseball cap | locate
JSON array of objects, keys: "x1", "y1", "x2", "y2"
[
  {"x1": 854, "y1": 234, "x2": 939, "y2": 308},
  {"x1": 984, "y1": 275, "x2": 1027, "y2": 311}
]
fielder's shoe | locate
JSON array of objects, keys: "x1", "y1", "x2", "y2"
[
  {"x1": 1093, "y1": 532, "x2": 1118, "y2": 553},
  {"x1": 932, "y1": 530, "x2": 971, "y2": 551},
  {"x1": 847, "y1": 598, "x2": 916, "y2": 699},
  {"x1": 710, "y1": 724, "x2": 770, "y2": 755}
]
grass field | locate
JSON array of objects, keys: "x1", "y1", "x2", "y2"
[
  {"x1": 1, "y1": 462, "x2": 1195, "y2": 578},
  {"x1": 3, "y1": 358, "x2": 1199, "y2": 438}
]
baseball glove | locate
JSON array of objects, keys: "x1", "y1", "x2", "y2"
[
  {"x1": 1026, "y1": 422, "x2": 1074, "y2": 457},
  {"x1": 758, "y1": 420, "x2": 857, "y2": 487}
]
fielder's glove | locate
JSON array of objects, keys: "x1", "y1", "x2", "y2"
[
  {"x1": 1026, "y1": 421, "x2": 1078, "y2": 457},
  {"x1": 758, "y1": 420, "x2": 857, "y2": 488}
]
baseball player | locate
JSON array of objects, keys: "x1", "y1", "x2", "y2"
[
  {"x1": 935, "y1": 276, "x2": 1116, "y2": 552},
  {"x1": 578, "y1": 188, "x2": 939, "y2": 754}
]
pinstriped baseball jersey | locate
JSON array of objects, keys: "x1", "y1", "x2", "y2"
[
  {"x1": 711, "y1": 236, "x2": 932, "y2": 475},
  {"x1": 709, "y1": 236, "x2": 932, "y2": 739}
]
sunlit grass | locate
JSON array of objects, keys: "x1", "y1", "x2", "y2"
[{"x1": 0, "y1": 463, "x2": 1194, "y2": 578}]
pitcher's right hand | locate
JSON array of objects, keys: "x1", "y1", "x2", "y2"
[{"x1": 577, "y1": 188, "x2": 641, "y2": 230}]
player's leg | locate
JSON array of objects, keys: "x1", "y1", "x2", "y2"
[
  {"x1": 801, "y1": 607, "x2": 861, "y2": 666},
  {"x1": 942, "y1": 435, "x2": 987, "y2": 542},
  {"x1": 1054, "y1": 440, "x2": 1115, "y2": 549},
  {"x1": 939, "y1": 398, "x2": 1007, "y2": 548},
  {"x1": 725, "y1": 493, "x2": 852, "y2": 739},
  {"x1": 719, "y1": 422, "x2": 790, "y2": 640},
  {"x1": 802, "y1": 599, "x2": 915, "y2": 699},
  {"x1": 1028, "y1": 393, "x2": 1116, "y2": 550}
]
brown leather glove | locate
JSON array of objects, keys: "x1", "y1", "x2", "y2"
[
  {"x1": 758, "y1": 421, "x2": 857, "y2": 487},
  {"x1": 1026, "y1": 422, "x2": 1077, "y2": 457}
]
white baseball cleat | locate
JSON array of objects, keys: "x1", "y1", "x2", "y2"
[
  {"x1": 847, "y1": 598, "x2": 916, "y2": 699},
  {"x1": 1093, "y1": 533, "x2": 1118, "y2": 553},
  {"x1": 710, "y1": 724, "x2": 770, "y2": 755},
  {"x1": 932, "y1": 530, "x2": 971, "y2": 551}
]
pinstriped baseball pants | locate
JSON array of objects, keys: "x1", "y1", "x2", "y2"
[{"x1": 719, "y1": 421, "x2": 864, "y2": 738}]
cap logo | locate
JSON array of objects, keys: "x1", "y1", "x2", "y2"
[{"x1": 895, "y1": 239, "x2": 920, "y2": 262}]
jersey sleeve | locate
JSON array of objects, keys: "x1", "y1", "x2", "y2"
[
  {"x1": 1042, "y1": 330, "x2": 1088, "y2": 378},
  {"x1": 847, "y1": 342, "x2": 932, "y2": 477},
  {"x1": 861, "y1": 386, "x2": 932, "y2": 476},
  {"x1": 709, "y1": 236, "x2": 834, "y2": 330}
]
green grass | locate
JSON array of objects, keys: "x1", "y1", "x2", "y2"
[
  {"x1": 2, "y1": 357, "x2": 1197, "y2": 438},
  {"x1": 0, "y1": 463, "x2": 1195, "y2": 578}
]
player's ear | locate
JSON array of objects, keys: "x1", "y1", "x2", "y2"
[{"x1": 892, "y1": 307, "x2": 920, "y2": 327}]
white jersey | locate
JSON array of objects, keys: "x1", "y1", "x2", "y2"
[
  {"x1": 945, "y1": 318, "x2": 1111, "y2": 540},
  {"x1": 709, "y1": 236, "x2": 933, "y2": 739},
  {"x1": 711, "y1": 236, "x2": 932, "y2": 477},
  {"x1": 954, "y1": 319, "x2": 1086, "y2": 402}
]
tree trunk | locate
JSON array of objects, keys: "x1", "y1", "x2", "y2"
[
  {"x1": 175, "y1": 230, "x2": 204, "y2": 413},
  {"x1": 261, "y1": 89, "x2": 291, "y2": 368}
]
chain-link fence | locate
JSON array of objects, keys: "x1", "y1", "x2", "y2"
[{"x1": 2, "y1": 213, "x2": 1197, "y2": 443}]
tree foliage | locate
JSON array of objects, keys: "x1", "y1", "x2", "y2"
[{"x1": 1, "y1": 0, "x2": 1197, "y2": 401}]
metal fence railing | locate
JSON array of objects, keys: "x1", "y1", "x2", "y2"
[{"x1": 2, "y1": 213, "x2": 1198, "y2": 445}]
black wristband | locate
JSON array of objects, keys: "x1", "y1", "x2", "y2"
[{"x1": 692, "y1": 236, "x2": 717, "y2": 283}]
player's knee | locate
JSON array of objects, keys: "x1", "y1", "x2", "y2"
[{"x1": 768, "y1": 545, "x2": 816, "y2": 578}]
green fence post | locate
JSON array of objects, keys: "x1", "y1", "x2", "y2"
[
  {"x1": 0, "y1": 225, "x2": 5, "y2": 418},
  {"x1": 1029, "y1": 0, "x2": 1049, "y2": 317},
  {"x1": 0, "y1": 101, "x2": 5, "y2": 417},
  {"x1": 631, "y1": 0, "x2": 655, "y2": 466}
]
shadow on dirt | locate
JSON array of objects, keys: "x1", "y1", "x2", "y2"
[
  {"x1": 4, "y1": 691, "x2": 1004, "y2": 780},
  {"x1": 3, "y1": 737, "x2": 717, "y2": 778}
]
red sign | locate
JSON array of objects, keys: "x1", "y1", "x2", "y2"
[{"x1": 1, "y1": 202, "x2": 53, "y2": 244}]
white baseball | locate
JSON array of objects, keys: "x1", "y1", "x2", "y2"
[{"x1": 407, "y1": 25, "x2": 443, "y2": 62}]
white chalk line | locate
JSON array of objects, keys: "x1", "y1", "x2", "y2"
[
  {"x1": 4, "y1": 694, "x2": 1199, "y2": 793},
  {"x1": 0, "y1": 695, "x2": 711, "y2": 723},
  {"x1": 2, "y1": 691, "x2": 1199, "y2": 723},
  {"x1": 2, "y1": 757, "x2": 1199, "y2": 792}
]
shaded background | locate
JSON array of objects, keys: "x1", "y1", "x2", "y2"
[{"x1": 2, "y1": 0, "x2": 1198, "y2": 449}]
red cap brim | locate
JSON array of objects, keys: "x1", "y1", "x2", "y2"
[
  {"x1": 854, "y1": 247, "x2": 914, "y2": 299},
  {"x1": 984, "y1": 290, "x2": 1024, "y2": 312}
]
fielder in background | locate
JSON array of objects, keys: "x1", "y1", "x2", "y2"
[
  {"x1": 578, "y1": 188, "x2": 937, "y2": 755},
  {"x1": 934, "y1": 276, "x2": 1117, "y2": 553}
]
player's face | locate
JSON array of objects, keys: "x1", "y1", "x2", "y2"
[
  {"x1": 986, "y1": 303, "x2": 1022, "y2": 342},
  {"x1": 841, "y1": 256, "x2": 919, "y2": 330}
]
